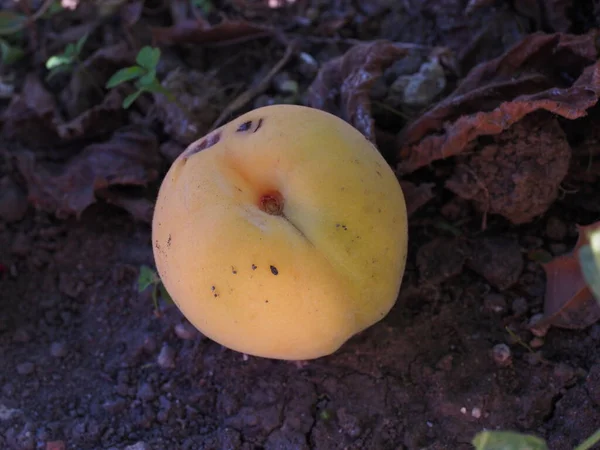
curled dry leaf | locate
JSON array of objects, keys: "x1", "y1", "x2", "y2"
[
  {"x1": 399, "y1": 180, "x2": 435, "y2": 216},
  {"x1": 1, "y1": 74, "x2": 128, "y2": 148},
  {"x1": 534, "y1": 222, "x2": 600, "y2": 331},
  {"x1": 398, "y1": 31, "x2": 600, "y2": 174},
  {"x1": 307, "y1": 40, "x2": 409, "y2": 143},
  {"x1": 14, "y1": 127, "x2": 161, "y2": 221},
  {"x1": 151, "y1": 19, "x2": 272, "y2": 47}
]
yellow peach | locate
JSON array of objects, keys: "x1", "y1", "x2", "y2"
[{"x1": 152, "y1": 104, "x2": 408, "y2": 360}]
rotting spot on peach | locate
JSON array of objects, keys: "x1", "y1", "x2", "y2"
[
  {"x1": 270, "y1": 265, "x2": 279, "y2": 275},
  {"x1": 183, "y1": 131, "x2": 222, "y2": 159},
  {"x1": 259, "y1": 191, "x2": 284, "y2": 216},
  {"x1": 236, "y1": 118, "x2": 264, "y2": 133}
]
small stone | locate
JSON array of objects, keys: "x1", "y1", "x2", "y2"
[
  {"x1": 50, "y1": 341, "x2": 68, "y2": 358},
  {"x1": 157, "y1": 344, "x2": 175, "y2": 369},
  {"x1": 483, "y1": 293, "x2": 507, "y2": 314},
  {"x1": 102, "y1": 398, "x2": 127, "y2": 414},
  {"x1": 137, "y1": 383, "x2": 156, "y2": 402},
  {"x1": 124, "y1": 442, "x2": 150, "y2": 450},
  {"x1": 529, "y1": 337, "x2": 544, "y2": 348},
  {"x1": 174, "y1": 322, "x2": 198, "y2": 340},
  {"x1": 529, "y1": 313, "x2": 549, "y2": 337},
  {"x1": 45, "y1": 441, "x2": 66, "y2": 450},
  {"x1": 272, "y1": 72, "x2": 298, "y2": 95},
  {"x1": 546, "y1": 216, "x2": 568, "y2": 241},
  {"x1": 511, "y1": 297, "x2": 529, "y2": 316},
  {"x1": 16, "y1": 362, "x2": 35, "y2": 375},
  {"x1": 471, "y1": 407, "x2": 482, "y2": 418},
  {"x1": 0, "y1": 177, "x2": 28, "y2": 223},
  {"x1": 492, "y1": 343, "x2": 512, "y2": 367}
]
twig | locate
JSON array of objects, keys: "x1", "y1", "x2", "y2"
[{"x1": 210, "y1": 39, "x2": 300, "y2": 130}]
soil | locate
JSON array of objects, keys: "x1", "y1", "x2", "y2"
[{"x1": 1, "y1": 1, "x2": 600, "y2": 450}]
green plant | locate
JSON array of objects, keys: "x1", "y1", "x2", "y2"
[
  {"x1": 472, "y1": 428, "x2": 600, "y2": 450},
  {"x1": 137, "y1": 265, "x2": 173, "y2": 315},
  {"x1": 45, "y1": 33, "x2": 88, "y2": 79},
  {"x1": 105, "y1": 46, "x2": 173, "y2": 109},
  {"x1": 0, "y1": 39, "x2": 25, "y2": 65},
  {"x1": 579, "y1": 225, "x2": 600, "y2": 301}
]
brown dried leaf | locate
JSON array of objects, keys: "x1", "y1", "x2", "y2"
[
  {"x1": 535, "y1": 223, "x2": 600, "y2": 330},
  {"x1": 1, "y1": 74, "x2": 129, "y2": 148},
  {"x1": 307, "y1": 40, "x2": 409, "y2": 142},
  {"x1": 398, "y1": 31, "x2": 600, "y2": 175},
  {"x1": 151, "y1": 19, "x2": 272, "y2": 47},
  {"x1": 399, "y1": 180, "x2": 435, "y2": 216},
  {"x1": 14, "y1": 127, "x2": 160, "y2": 220}
]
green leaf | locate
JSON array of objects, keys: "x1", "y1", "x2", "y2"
[
  {"x1": 46, "y1": 54, "x2": 73, "y2": 69},
  {"x1": 74, "y1": 34, "x2": 88, "y2": 54},
  {"x1": 142, "y1": 79, "x2": 170, "y2": 96},
  {"x1": 158, "y1": 283, "x2": 173, "y2": 304},
  {"x1": 0, "y1": 11, "x2": 28, "y2": 36},
  {"x1": 137, "y1": 265, "x2": 158, "y2": 292},
  {"x1": 579, "y1": 227, "x2": 600, "y2": 303},
  {"x1": 123, "y1": 89, "x2": 144, "y2": 109},
  {"x1": 106, "y1": 66, "x2": 145, "y2": 88},
  {"x1": 137, "y1": 68, "x2": 157, "y2": 87},
  {"x1": 472, "y1": 431, "x2": 548, "y2": 450},
  {"x1": 0, "y1": 39, "x2": 24, "y2": 65},
  {"x1": 136, "y1": 46, "x2": 160, "y2": 70}
]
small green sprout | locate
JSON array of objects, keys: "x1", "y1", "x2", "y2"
[
  {"x1": 0, "y1": 39, "x2": 25, "y2": 65},
  {"x1": 472, "y1": 428, "x2": 600, "y2": 450},
  {"x1": 45, "y1": 34, "x2": 88, "y2": 80},
  {"x1": 137, "y1": 265, "x2": 172, "y2": 315},
  {"x1": 106, "y1": 46, "x2": 174, "y2": 109},
  {"x1": 579, "y1": 226, "x2": 600, "y2": 302}
]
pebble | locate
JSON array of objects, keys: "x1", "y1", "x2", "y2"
[
  {"x1": 157, "y1": 344, "x2": 175, "y2": 369},
  {"x1": 137, "y1": 383, "x2": 156, "y2": 402},
  {"x1": 529, "y1": 313, "x2": 549, "y2": 337},
  {"x1": 124, "y1": 441, "x2": 150, "y2": 450},
  {"x1": 50, "y1": 341, "x2": 68, "y2": 358},
  {"x1": 492, "y1": 343, "x2": 512, "y2": 367},
  {"x1": 0, "y1": 177, "x2": 28, "y2": 223},
  {"x1": 483, "y1": 293, "x2": 507, "y2": 314},
  {"x1": 546, "y1": 216, "x2": 568, "y2": 241},
  {"x1": 16, "y1": 362, "x2": 35, "y2": 375},
  {"x1": 511, "y1": 297, "x2": 529, "y2": 316},
  {"x1": 529, "y1": 337, "x2": 544, "y2": 348},
  {"x1": 471, "y1": 407, "x2": 482, "y2": 418},
  {"x1": 174, "y1": 322, "x2": 197, "y2": 340}
]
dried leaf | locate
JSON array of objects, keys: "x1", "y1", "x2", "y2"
[
  {"x1": 514, "y1": 0, "x2": 571, "y2": 32},
  {"x1": 14, "y1": 127, "x2": 161, "y2": 220},
  {"x1": 535, "y1": 222, "x2": 600, "y2": 330},
  {"x1": 398, "y1": 31, "x2": 600, "y2": 175},
  {"x1": 399, "y1": 180, "x2": 434, "y2": 216},
  {"x1": 151, "y1": 19, "x2": 272, "y2": 47},
  {"x1": 1, "y1": 74, "x2": 129, "y2": 147},
  {"x1": 307, "y1": 40, "x2": 409, "y2": 142}
]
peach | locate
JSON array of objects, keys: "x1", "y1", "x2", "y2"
[{"x1": 152, "y1": 104, "x2": 408, "y2": 360}]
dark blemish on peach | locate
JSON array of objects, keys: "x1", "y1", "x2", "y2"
[
  {"x1": 232, "y1": 266, "x2": 237, "y2": 274},
  {"x1": 237, "y1": 121, "x2": 252, "y2": 132},
  {"x1": 376, "y1": 170, "x2": 382, "y2": 177},
  {"x1": 154, "y1": 240, "x2": 161, "y2": 250},
  {"x1": 167, "y1": 234, "x2": 172, "y2": 247},
  {"x1": 265, "y1": 300, "x2": 269, "y2": 303},
  {"x1": 252, "y1": 264, "x2": 257, "y2": 270},
  {"x1": 183, "y1": 131, "x2": 222, "y2": 159},
  {"x1": 270, "y1": 265, "x2": 279, "y2": 275},
  {"x1": 335, "y1": 223, "x2": 348, "y2": 231},
  {"x1": 253, "y1": 118, "x2": 263, "y2": 132}
]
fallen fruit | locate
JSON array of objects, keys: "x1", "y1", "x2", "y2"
[{"x1": 152, "y1": 104, "x2": 408, "y2": 360}]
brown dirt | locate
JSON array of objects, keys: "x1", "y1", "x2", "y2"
[{"x1": 1, "y1": 1, "x2": 600, "y2": 449}]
